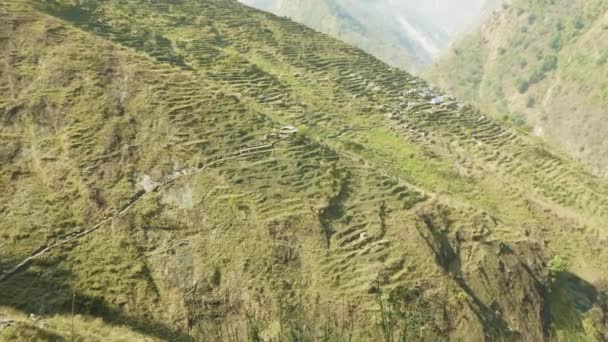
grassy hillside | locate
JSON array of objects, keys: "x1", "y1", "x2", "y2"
[
  {"x1": 0, "y1": 0, "x2": 607, "y2": 340},
  {"x1": 426, "y1": 0, "x2": 608, "y2": 177}
]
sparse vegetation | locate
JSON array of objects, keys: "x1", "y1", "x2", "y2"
[
  {"x1": 529, "y1": 55, "x2": 558, "y2": 84},
  {"x1": 455, "y1": 291, "x2": 469, "y2": 304},
  {"x1": 516, "y1": 78, "x2": 530, "y2": 94},
  {"x1": 509, "y1": 112, "x2": 527, "y2": 127},
  {"x1": 526, "y1": 96, "x2": 536, "y2": 108},
  {"x1": 549, "y1": 255, "x2": 569, "y2": 279},
  {"x1": 374, "y1": 285, "x2": 445, "y2": 342},
  {"x1": 549, "y1": 35, "x2": 561, "y2": 51},
  {"x1": 211, "y1": 268, "x2": 222, "y2": 287},
  {"x1": 573, "y1": 16, "x2": 585, "y2": 30}
]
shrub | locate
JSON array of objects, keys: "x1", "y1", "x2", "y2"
[
  {"x1": 246, "y1": 314, "x2": 263, "y2": 342},
  {"x1": 516, "y1": 79, "x2": 530, "y2": 94},
  {"x1": 597, "y1": 52, "x2": 608, "y2": 65},
  {"x1": 519, "y1": 58, "x2": 528, "y2": 68},
  {"x1": 550, "y1": 35, "x2": 562, "y2": 51},
  {"x1": 510, "y1": 112, "x2": 527, "y2": 127},
  {"x1": 541, "y1": 55, "x2": 558, "y2": 72},
  {"x1": 573, "y1": 16, "x2": 585, "y2": 30},
  {"x1": 536, "y1": 49, "x2": 544, "y2": 61},
  {"x1": 526, "y1": 97, "x2": 536, "y2": 108},
  {"x1": 529, "y1": 55, "x2": 558, "y2": 85},
  {"x1": 211, "y1": 267, "x2": 221, "y2": 286},
  {"x1": 455, "y1": 291, "x2": 469, "y2": 304},
  {"x1": 548, "y1": 255, "x2": 569, "y2": 277},
  {"x1": 529, "y1": 69, "x2": 543, "y2": 84},
  {"x1": 378, "y1": 286, "x2": 437, "y2": 341},
  {"x1": 292, "y1": 131, "x2": 309, "y2": 145}
]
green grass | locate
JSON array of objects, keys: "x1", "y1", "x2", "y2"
[{"x1": 0, "y1": 306, "x2": 159, "y2": 341}]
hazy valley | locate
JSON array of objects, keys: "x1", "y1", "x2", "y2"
[{"x1": 239, "y1": 0, "x2": 505, "y2": 71}]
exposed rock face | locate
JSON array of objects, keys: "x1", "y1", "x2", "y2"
[
  {"x1": 459, "y1": 241, "x2": 548, "y2": 340},
  {"x1": 415, "y1": 206, "x2": 551, "y2": 339}
]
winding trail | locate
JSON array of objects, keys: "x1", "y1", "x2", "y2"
[
  {"x1": 0, "y1": 128, "x2": 442, "y2": 284},
  {"x1": 0, "y1": 146, "x2": 277, "y2": 283}
]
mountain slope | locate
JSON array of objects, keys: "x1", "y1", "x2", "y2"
[
  {"x1": 389, "y1": 0, "x2": 506, "y2": 33},
  {"x1": 426, "y1": 0, "x2": 608, "y2": 177},
  {"x1": 239, "y1": 0, "x2": 450, "y2": 71},
  {"x1": 1, "y1": 0, "x2": 608, "y2": 340},
  {"x1": 240, "y1": 0, "x2": 507, "y2": 72}
]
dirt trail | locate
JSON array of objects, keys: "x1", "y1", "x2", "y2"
[
  {"x1": 0, "y1": 146, "x2": 275, "y2": 283},
  {"x1": 0, "y1": 133, "x2": 439, "y2": 283}
]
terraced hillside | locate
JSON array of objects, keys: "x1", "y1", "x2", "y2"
[
  {"x1": 1, "y1": 0, "x2": 607, "y2": 340},
  {"x1": 426, "y1": 0, "x2": 608, "y2": 176}
]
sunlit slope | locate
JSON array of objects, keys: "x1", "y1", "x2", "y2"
[
  {"x1": 427, "y1": 0, "x2": 608, "y2": 176},
  {"x1": 0, "y1": 0, "x2": 607, "y2": 340}
]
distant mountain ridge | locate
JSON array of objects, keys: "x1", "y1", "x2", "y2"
[{"x1": 240, "y1": 0, "x2": 503, "y2": 71}]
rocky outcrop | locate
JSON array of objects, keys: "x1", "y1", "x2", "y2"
[{"x1": 416, "y1": 205, "x2": 551, "y2": 340}]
